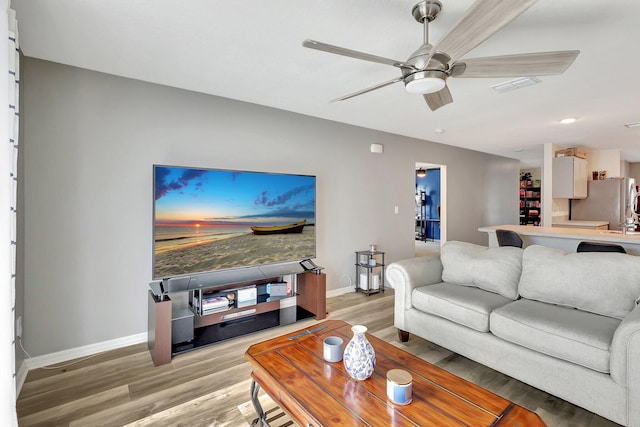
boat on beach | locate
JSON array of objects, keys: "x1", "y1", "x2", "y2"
[{"x1": 251, "y1": 220, "x2": 306, "y2": 235}]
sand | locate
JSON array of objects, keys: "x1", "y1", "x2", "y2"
[{"x1": 153, "y1": 228, "x2": 315, "y2": 278}]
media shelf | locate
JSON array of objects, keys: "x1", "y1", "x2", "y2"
[{"x1": 147, "y1": 270, "x2": 326, "y2": 366}]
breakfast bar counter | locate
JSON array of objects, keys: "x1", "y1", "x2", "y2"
[
  {"x1": 479, "y1": 224, "x2": 640, "y2": 255},
  {"x1": 551, "y1": 220, "x2": 609, "y2": 230}
]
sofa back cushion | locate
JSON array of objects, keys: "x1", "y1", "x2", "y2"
[
  {"x1": 441, "y1": 241, "x2": 523, "y2": 300},
  {"x1": 519, "y1": 245, "x2": 640, "y2": 319}
]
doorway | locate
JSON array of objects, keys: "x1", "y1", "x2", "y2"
[{"x1": 415, "y1": 163, "x2": 446, "y2": 256}]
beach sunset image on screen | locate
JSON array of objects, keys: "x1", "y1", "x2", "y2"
[{"x1": 153, "y1": 165, "x2": 316, "y2": 279}]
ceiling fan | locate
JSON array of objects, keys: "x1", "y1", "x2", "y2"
[{"x1": 302, "y1": 0, "x2": 580, "y2": 111}]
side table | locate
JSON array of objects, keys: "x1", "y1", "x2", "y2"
[{"x1": 354, "y1": 250, "x2": 385, "y2": 295}]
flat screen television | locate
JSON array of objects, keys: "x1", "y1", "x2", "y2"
[{"x1": 153, "y1": 165, "x2": 316, "y2": 280}]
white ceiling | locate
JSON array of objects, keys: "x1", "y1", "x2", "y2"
[{"x1": 12, "y1": 0, "x2": 640, "y2": 166}]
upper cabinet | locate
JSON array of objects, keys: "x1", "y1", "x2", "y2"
[{"x1": 553, "y1": 157, "x2": 588, "y2": 199}]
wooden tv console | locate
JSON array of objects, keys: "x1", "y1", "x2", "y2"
[{"x1": 147, "y1": 271, "x2": 326, "y2": 366}]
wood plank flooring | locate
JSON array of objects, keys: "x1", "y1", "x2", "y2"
[{"x1": 17, "y1": 290, "x2": 620, "y2": 426}]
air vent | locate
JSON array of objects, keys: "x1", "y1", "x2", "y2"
[{"x1": 491, "y1": 77, "x2": 542, "y2": 93}]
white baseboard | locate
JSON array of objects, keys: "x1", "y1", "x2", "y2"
[
  {"x1": 23, "y1": 332, "x2": 148, "y2": 372},
  {"x1": 16, "y1": 332, "x2": 146, "y2": 396},
  {"x1": 326, "y1": 286, "x2": 355, "y2": 298},
  {"x1": 15, "y1": 359, "x2": 28, "y2": 396}
]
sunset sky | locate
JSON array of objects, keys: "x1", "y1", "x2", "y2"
[{"x1": 154, "y1": 166, "x2": 316, "y2": 226}]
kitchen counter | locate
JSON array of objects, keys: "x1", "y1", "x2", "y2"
[
  {"x1": 551, "y1": 220, "x2": 609, "y2": 230},
  {"x1": 478, "y1": 224, "x2": 640, "y2": 255}
]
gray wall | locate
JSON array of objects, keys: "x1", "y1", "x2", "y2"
[{"x1": 20, "y1": 58, "x2": 519, "y2": 357}]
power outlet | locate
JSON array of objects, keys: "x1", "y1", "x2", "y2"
[{"x1": 16, "y1": 316, "x2": 22, "y2": 339}]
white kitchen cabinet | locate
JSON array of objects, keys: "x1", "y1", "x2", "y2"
[{"x1": 552, "y1": 156, "x2": 588, "y2": 198}]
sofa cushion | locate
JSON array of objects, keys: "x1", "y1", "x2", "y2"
[
  {"x1": 440, "y1": 241, "x2": 522, "y2": 300},
  {"x1": 413, "y1": 283, "x2": 514, "y2": 332},
  {"x1": 518, "y1": 245, "x2": 640, "y2": 319},
  {"x1": 491, "y1": 299, "x2": 621, "y2": 373}
]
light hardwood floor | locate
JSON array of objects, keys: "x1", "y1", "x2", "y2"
[{"x1": 17, "y1": 290, "x2": 620, "y2": 426}]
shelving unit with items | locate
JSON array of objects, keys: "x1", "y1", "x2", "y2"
[
  {"x1": 355, "y1": 250, "x2": 385, "y2": 295},
  {"x1": 520, "y1": 172, "x2": 541, "y2": 226}
]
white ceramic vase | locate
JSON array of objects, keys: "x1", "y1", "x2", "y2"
[{"x1": 343, "y1": 324, "x2": 376, "y2": 380}]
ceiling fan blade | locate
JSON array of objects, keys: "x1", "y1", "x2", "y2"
[
  {"x1": 423, "y1": 86, "x2": 453, "y2": 111},
  {"x1": 450, "y1": 50, "x2": 580, "y2": 78},
  {"x1": 431, "y1": 0, "x2": 540, "y2": 63},
  {"x1": 331, "y1": 77, "x2": 404, "y2": 102},
  {"x1": 303, "y1": 40, "x2": 415, "y2": 69}
]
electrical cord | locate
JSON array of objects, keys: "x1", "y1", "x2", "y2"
[
  {"x1": 17, "y1": 337, "x2": 30, "y2": 359},
  {"x1": 339, "y1": 274, "x2": 353, "y2": 289}
]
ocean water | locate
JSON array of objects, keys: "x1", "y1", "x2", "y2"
[{"x1": 154, "y1": 225, "x2": 251, "y2": 253}]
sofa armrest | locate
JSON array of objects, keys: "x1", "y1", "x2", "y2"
[
  {"x1": 626, "y1": 317, "x2": 640, "y2": 427},
  {"x1": 610, "y1": 304, "x2": 640, "y2": 388},
  {"x1": 386, "y1": 254, "x2": 443, "y2": 331},
  {"x1": 611, "y1": 304, "x2": 640, "y2": 426}
]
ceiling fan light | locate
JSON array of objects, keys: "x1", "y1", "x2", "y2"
[{"x1": 405, "y1": 76, "x2": 446, "y2": 94}]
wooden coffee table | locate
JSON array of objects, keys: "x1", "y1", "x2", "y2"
[{"x1": 245, "y1": 320, "x2": 546, "y2": 426}]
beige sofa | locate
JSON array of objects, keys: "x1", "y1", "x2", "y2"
[{"x1": 387, "y1": 241, "x2": 640, "y2": 426}]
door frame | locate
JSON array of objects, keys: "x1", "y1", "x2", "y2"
[{"x1": 415, "y1": 162, "x2": 446, "y2": 245}]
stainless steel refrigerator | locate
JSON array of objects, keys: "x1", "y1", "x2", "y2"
[{"x1": 570, "y1": 178, "x2": 637, "y2": 230}]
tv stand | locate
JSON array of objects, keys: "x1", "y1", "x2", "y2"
[{"x1": 147, "y1": 271, "x2": 326, "y2": 366}]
